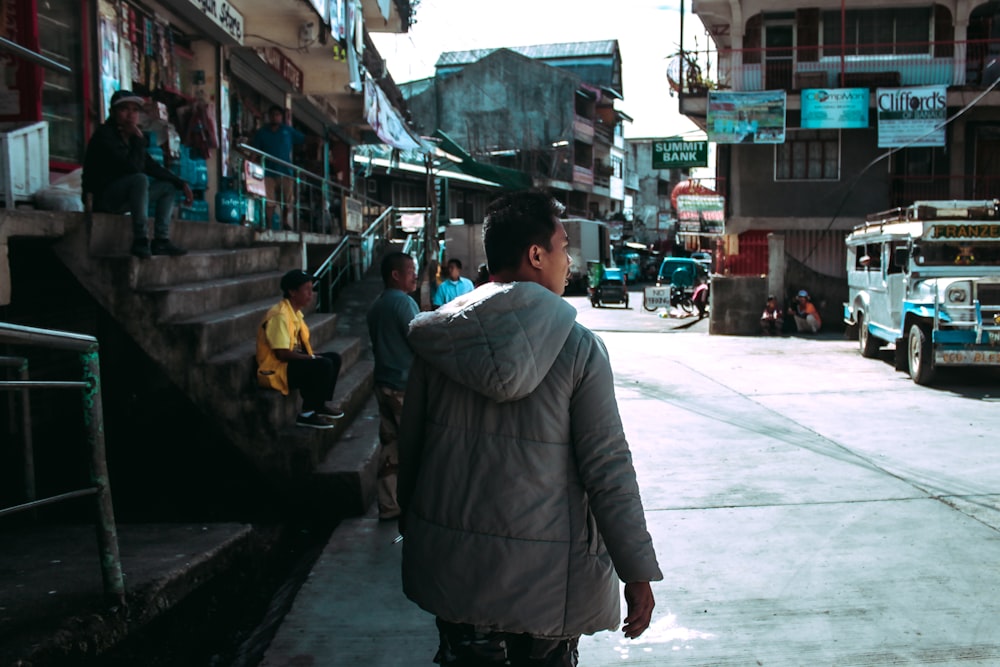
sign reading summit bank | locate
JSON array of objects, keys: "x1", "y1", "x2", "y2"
[
  {"x1": 877, "y1": 85, "x2": 946, "y2": 148},
  {"x1": 652, "y1": 138, "x2": 708, "y2": 169},
  {"x1": 801, "y1": 88, "x2": 869, "y2": 129}
]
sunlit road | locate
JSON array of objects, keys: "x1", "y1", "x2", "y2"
[
  {"x1": 264, "y1": 289, "x2": 1000, "y2": 666},
  {"x1": 572, "y1": 292, "x2": 1000, "y2": 665}
]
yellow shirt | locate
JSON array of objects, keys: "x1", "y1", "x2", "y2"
[{"x1": 256, "y1": 299, "x2": 313, "y2": 395}]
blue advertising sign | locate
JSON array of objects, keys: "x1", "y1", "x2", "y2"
[{"x1": 801, "y1": 88, "x2": 869, "y2": 129}]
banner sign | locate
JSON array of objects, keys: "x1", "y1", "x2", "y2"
[
  {"x1": 877, "y1": 85, "x2": 946, "y2": 148},
  {"x1": 677, "y1": 195, "x2": 725, "y2": 236},
  {"x1": 801, "y1": 88, "x2": 869, "y2": 129},
  {"x1": 708, "y1": 91, "x2": 786, "y2": 144},
  {"x1": 652, "y1": 138, "x2": 708, "y2": 169}
]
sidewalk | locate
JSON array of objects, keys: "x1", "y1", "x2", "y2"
[{"x1": 259, "y1": 329, "x2": 1000, "y2": 666}]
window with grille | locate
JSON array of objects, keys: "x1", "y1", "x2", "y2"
[
  {"x1": 775, "y1": 130, "x2": 840, "y2": 181},
  {"x1": 821, "y1": 8, "x2": 931, "y2": 55}
]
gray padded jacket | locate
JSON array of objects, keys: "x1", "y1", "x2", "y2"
[{"x1": 398, "y1": 281, "x2": 662, "y2": 639}]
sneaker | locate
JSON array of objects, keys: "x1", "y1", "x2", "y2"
[
  {"x1": 296, "y1": 413, "x2": 334, "y2": 429},
  {"x1": 150, "y1": 238, "x2": 188, "y2": 256},
  {"x1": 131, "y1": 238, "x2": 151, "y2": 259},
  {"x1": 316, "y1": 405, "x2": 345, "y2": 420}
]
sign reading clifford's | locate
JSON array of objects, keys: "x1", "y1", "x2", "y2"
[
  {"x1": 877, "y1": 85, "x2": 946, "y2": 147},
  {"x1": 652, "y1": 138, "x2": 708, "y2": 169}
]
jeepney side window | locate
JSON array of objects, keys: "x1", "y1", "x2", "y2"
[
  {"x1": 861, "y1": 243, "x2": 882, "y2": 270},
  {"x1": 888, "y1": 241, "x2": 905, "y2": 274}
]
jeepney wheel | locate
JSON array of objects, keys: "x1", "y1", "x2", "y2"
[
  {"x1": 859, "y1": 312, "x2": 881, "y2": 358},
  {"x1": 907, "y1": 323, "x2": 936, "y2": 385}
]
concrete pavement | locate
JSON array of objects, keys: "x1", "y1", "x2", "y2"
[{"x1": 262, "y1": 306, "x2": 1000, "y2": 666}]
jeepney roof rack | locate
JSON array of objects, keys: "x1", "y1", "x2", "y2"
[{"x1": 865, "y1": 199, "x2": 1000, "y2": 224}]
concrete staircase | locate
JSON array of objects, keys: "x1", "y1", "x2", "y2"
[{"x1": 49, "y1": 212, "x2": 380, "y2": 514}]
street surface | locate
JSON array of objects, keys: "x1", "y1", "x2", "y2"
[{"x1": 264, "y1": 288, "x2": 1000, "y2": 666}]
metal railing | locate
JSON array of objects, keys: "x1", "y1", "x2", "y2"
[
  {"x1": 238, "y1": 143, "x2": 351, "y2": 234},
  {"x1": 0, "y1": 323, "x2": 125, "y2": 606},
  {"x1": 681, "y1": 39, "x2": 1000, "y2": 93},
  {"x1": 314, "y1": 206, "x2": 395, "y2": 312}
]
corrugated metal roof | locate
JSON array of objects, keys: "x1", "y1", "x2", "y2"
[{"x1": 435, "y1": 40, "x2": 618, "y2": 67}]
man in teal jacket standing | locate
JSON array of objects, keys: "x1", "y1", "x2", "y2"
[
  {"x1": 399, "y1": 191, "x2": 661, "y2": 666},
  {"x1": 251, "y1": 105, "x2": 304, "y2": 229}
]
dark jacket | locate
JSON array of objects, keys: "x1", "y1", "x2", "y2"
[{"x1": 82, "y1": 119, "x2": 184, "y2": 205}]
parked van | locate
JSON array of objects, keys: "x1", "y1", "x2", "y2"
[{"x1": 844, "y1": 199, "x2": 1000, "y2": 384}]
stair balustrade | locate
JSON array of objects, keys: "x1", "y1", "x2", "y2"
[{"x1": 0, "y1": 322, "x2": 125, "y2": 606}]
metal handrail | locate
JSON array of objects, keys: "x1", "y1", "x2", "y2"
[
  {"x1": 1, "y1": 355, "x2": 34, "y2": 504},
  {"x1": 0, "y1": 323, "x2": 125, "y2": 606},
  {"x1": 238, "y1": 143, "x2": 349, "y2": 234},
  {"x1": 314, "y1": 205, "x2": 397, "y2": 312},
  {"x1": 0, "y1": 36, "x2": 72, "y2": 75}
]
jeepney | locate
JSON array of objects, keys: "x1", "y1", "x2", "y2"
[{"x1": 844, "y1": 199, "x2": 1000, "y2": 385}]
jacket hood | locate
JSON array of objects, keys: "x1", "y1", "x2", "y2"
[{"x1": 408, "y1": 281, "x2": 577, "y2": 402}]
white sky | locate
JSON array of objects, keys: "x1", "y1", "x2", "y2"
[{"x1": 370, "y1": 0, "x2": 708, "y2": 139}]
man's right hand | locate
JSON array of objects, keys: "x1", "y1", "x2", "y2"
[{"x1": 622, "y1": 581, "x2": 655, "y2": 639}]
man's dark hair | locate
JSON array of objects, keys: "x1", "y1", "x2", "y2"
[
  {"x1": 483, "y1": 190, "x2": 565, "y2": 274},
  {"x1": 381, "y1": 251, "x2": 413, "y2": 286},
  {"x1": 267, "y1": 105, "x2": 284, "y2": 116},
  {"x1": 446, "y1": 258, "x2": 462, "y2": 270}
]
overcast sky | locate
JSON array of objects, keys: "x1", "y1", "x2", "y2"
[{"x1": 370, "y1": 0, "x2": 708, "y2": 139}]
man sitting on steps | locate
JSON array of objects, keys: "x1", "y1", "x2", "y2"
[
  {"x1": 82, "y1": 89, "x2": 193, "y2": 259},
  {"x1": 257, "y1": 270, "x2": 345, "y2": 429}
]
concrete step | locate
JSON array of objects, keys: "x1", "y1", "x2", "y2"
[
  {"x1": 133, "y1": 246, "x2": 284, "y2": 289},
  {"x1": 144, "y1": 270, "x2": 285, "y2": 323},
  {"x1": 171, "y1": 299, "x2": 338, "y2": 362},
  {"x1": 238, "y1": 337, "x2": 365, "y2": 430},
  {"x1": 251, "y1": 359, "x2": 375, "y2": 488},
  {"x1": 88, "y1": 214, "x2": 259, "y2": 255},
  {"x1": 309, "y1": 395, "x2": 381, "y2": 518},
  {"x1": 206, "y1": 311, "x2": 346, "y2": 385}
]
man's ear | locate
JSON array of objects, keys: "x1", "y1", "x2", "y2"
[{"x1": 527, "y1": 244, "x2": 543, "y2": 268}]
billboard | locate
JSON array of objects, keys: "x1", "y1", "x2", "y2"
[
  {"x1": 876, "y1": 85, "x2": 946, "y2": 148},
  {"x1": 708, "y1": 91, "x2": 786, "y2": 144},
  {"x1": 676, "y1": 195, "x2": 725, "y2": 236},
  {"x1": 801, "y1": 88, "x2": 869, "y2": 129}
]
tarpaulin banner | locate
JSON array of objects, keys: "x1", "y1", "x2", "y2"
[{"x1": 708, "y1": 90, "x2": 786, "y2": 144}]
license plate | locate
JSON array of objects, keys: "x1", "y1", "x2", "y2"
[{"x1": 937, "y1": 349, "x2": 1000, "y2": 365}]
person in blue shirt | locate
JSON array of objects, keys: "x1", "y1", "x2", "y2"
[
  {"x1": 433, "y1": 258, "x2": 476, "y2": 307},
  {"x1": 251, "y1": 105, "x2": 304, "y2": 229}
]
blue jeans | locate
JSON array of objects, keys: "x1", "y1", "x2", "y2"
[{"x1": 96, "y1": 174, "x2": 178, "y2": 241}]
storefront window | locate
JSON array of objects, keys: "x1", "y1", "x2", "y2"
[{"x1": 38, "y1": 0, "x2": 84, "y2": 166}]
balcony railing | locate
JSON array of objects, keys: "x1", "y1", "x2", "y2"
[{"x1": 681, "y1": 39, "x2": 1000, "y2": 93}]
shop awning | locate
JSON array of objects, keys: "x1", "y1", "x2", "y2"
[{"x1": 433, "y1": 130, "x2": 533, "y2": 191}]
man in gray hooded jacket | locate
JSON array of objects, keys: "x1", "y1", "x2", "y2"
[{"x1": 398, "y1": 190, "x2": 662, "y2": 666}]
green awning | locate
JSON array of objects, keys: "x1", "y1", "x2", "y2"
[{"x1": 433, "y1": 130, "x2": 533, "y2": 190}]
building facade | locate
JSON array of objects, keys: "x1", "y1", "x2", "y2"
[
  {"x1": 403, "y1": 40, "x2": 630, "y2": 220},
  {"x1": 1, "y1": 0, "x2": 418, "y2": 227},
  {"x1": 680, "y1": 0, "x2": 1000, "y2": 285}
]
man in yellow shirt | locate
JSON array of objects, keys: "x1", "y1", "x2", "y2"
[{"x1": 257, "y1": 269, "x2": 343, "y2": 429}]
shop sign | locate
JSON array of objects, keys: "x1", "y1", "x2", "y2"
[
  {"x1": 676, "y1": 194, "x2": 725, "y2": 236},
  {"x1": 182, "y1": 0, "x2": 244, "y2": 45},
  {"x1": 876, "y1": 85, "x2": 946, "y2": 148},
  {"x1": 652, "y1": 138, "x2": 708, "y2": 169},
  {"x1": 344, "y1": 196, "x2": 364, "y2": 233},
  {"x1": 801, "y1": 88, "x2": 869, "y2": 129},
  {"x1": 254, "y1": 47, "x2": 304, "y2": 93}
]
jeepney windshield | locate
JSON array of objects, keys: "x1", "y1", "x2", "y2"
[{"x1": 914, "y1": 242, "x2": 1000, "y2": 266}]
